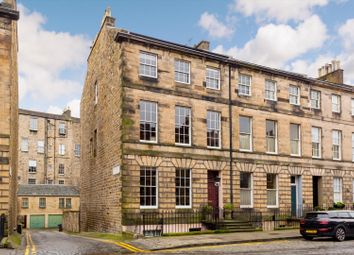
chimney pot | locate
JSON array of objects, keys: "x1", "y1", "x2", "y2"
[{"x1": 195, "y1": 40, "x2": 210, "y2": 51}]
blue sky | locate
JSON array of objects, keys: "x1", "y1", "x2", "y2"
[{"x1": 18, "y1": 0, "x2": 354, "y2": 117}]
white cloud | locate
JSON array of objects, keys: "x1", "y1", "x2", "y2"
[
  {"x1": 214, "y1": 15, "x2": 328, "y2": 68},
  {"x1": 18, "y1": 4, "x2": 91, "y2": 104},
  {"x1": 198, "y1": 12, "x2": 234, "y2": 38},
  {"x1": 233, "y1": 0, "x2": 328, "y2": 23},
  {"x1": 288, "y1": 55, "x2": 334, "y2": 77},
  {"x1": 47, "y1": 99, "x2": 81, "y2": 118},
  {"x1": 339, "y1": 19, "x2": 354, "y2": 51}
]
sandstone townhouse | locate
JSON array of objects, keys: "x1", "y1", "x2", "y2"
[
  {"x1": 18, "y1": 109, "x2": 81, "y2": 186},
  {"x1": 0, "y1": 0, "x2": 19, "y2": 233},
  {"x1": 80, "y1": 10, "x2": 354, "y2": 232}
]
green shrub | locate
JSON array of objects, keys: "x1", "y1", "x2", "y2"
[
  {"x1": 223, "y1": 203, "x2": 234, "y2": 211},
  {"x1": 333, "y1": 202, "x2": 345, "y2": 209}
]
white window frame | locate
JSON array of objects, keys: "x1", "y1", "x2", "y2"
[
  {"x1": 139, "y1": 51, "x2": 157, "y2": 78},
  {"x1": 140, "y1": 167, "x2": 158, "y2": 209},
  {"x1": 94, "y1": 81, "x2": 98, "y2": 105},
  {"x1": 37, "y1": 140, "x2": 44, "y2": 154},
  {"x1": 39, "y1": 198, "x2": 46, "y2": 209},
  {"x1": 21, "y1": 138, "x2": 29, "y2": 152},
  {"x1": 174, "y1": 59, "x2": 190, "y2": 84},
  {"x1": 28, "y1": 178, "x2": 36, "y2": 185},
  {"x1": 58, "y1": 163, "x2": 65, "y2": 176},
  {"x1": 265, "y1": 80, "x2": 277, "y2": 101},
  {"x1": 59, "y1": 122, "x2": 66, "y2": 135},
  {"x1": 310, "y1": 90, "x2": 321, "y2": 109},
  {"x1": 311, "y1": 127, "x2": 321, "y2": 159},
  {"x1": 239, "y1": 116, "x2": 252, "y2": 152},
  {"x1": 238, "y1": 74, "x2": 252, "y2": 96},
  {"x1": 352, "y1": 179, "x2": 354, "y2": 203},
  {"x1": 22, "y1": 198, "x2": 29, "y2": 208},
  {"x1": 59, "y1": 144, "x2": 65, "y2": 155},
  {"x1": 66, "y1": 198, "x2": 72, "y2": 209},
  {"x1": 206, "y1": 67, "x2": 220, "y2": 90},
  {"x1": 206, "y1": 111, "x2": 221, "y2": 149},
  {"x1": 267, "y1": 174, "x2": 279, "y2": 208},
  {"x1": 332, "y1": 130, "x2": 342, "y2": 160},
  {"x1": 332, "y1": 94, "x2": 341, "y2": 113},
  {"x1": 290, "y1": 124, "x2": 301, "y2": 156},
  {"x1": 74, "y1": 144, "x2": 81, "y2": 157},
  {"x1": 175, "y1": 168, "x2": 192, "y2": 209},
  {"x1": 240, "y1": 172, "x2": 253, "y2": 208},
  {"x1": 352, "y1": 133, "x2": 354, "y2": 162},
  {"x1": 266, "y1": 120, "x2": 277, "y2": 154},
  {"x1": 175, "y1": 106, "x2": 191, "y2": 146},
  {"x1": 140, "y1": 101, "x2": 158, "y2": 144},
  {"x1": 28, "y1": 160, "x2": 37, "y2": 173},
  {"x1": 333, "y1": 177, "x2": 342, "y2": 203},
  {"x1": 59, "y1": 198, "x2": 65, "y2": 209},
  {"x1": 30, "y1": 117, "x2": 38, "y2": 131},
  {"x1": 289, "y1": 85, "x2": 300, "y2": 105}
]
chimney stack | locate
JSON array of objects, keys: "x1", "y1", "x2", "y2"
[
  {"x1": 195, "y1": 40, "x2": 210, "y2": 51},
  {"x1": 63, "y1": 108, "x2": 71, "y2": 119},
  {"x1": 101, "y1": 7, "x2": 115, "y2": 27},
  {"x1": 317, "y1": 60, "x2": 343, "y2": 84}
]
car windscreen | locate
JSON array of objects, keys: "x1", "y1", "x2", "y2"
[{"x1": 305, "y1": 213, "x2": 328, "y2": 219}]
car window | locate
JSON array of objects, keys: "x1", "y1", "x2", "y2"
[
  {"x1": 305, "y1": 213, "x2": 328, "y2": 219},
  {"x1": 337, "y1": 212, "x2": 350, "y2": 218},
  {"x1": 349, "y1": 212, "x2": 354, "y2": 218}
]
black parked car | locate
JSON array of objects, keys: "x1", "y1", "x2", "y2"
[{"x1": 300, "y1": 211, "x2": 354, "y2": 241}]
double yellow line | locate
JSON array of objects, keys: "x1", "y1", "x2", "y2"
[
  {"x1": 24, "y1": 231, "x2": 36, "y2": 255},
  {"x1": 114, "y1": 241, "x2": 146, "y2": 253}
]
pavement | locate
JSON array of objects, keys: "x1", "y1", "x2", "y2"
[{"x1": 127, "y1": 229, "x2": 302, "y2": 251}]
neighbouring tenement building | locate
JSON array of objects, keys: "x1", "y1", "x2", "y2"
[
  {"x1": 80, "y1": 10, "x2": 354, "y2": 232},
  {"x1": 18, "y1": 109, "x2": 81, "y2": 186},
  {"x1": 0, "y1": 0, "x2": 19, "y2": 233},
  {"x1": 17, "y1": 184, "x2": 79, "y2": 229}
]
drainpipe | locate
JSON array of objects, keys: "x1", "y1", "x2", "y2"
[{"x1": 228, "y1": 64, "x2": 234, "y2": 205}]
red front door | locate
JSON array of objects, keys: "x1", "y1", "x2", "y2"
[{"x1": 208, "y1": 171, "x2": 219, "y2": 209}]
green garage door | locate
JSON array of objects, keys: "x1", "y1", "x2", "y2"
[
  {"x1": 48, "y1": 214, "x2": 63, "y2": 228},
  {"x1": 30, "y1": 215, "x2": 45, "y2": 229}
]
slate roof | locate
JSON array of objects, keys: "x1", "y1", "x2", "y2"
[{"x1": 17, "y1": 184, "x2": 80, "y2": 197}]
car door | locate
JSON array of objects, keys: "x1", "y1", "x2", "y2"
[
  {"x1": 348, "y1": 212, "x2": 354, "y2": 236},
  {"x1": 337, "y1": 212, "x2": 351, "y2": 234}
]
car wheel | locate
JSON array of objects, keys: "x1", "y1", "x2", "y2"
[
  {"x1": 303, "y1": 236, "x2": 313, "y2": 241},
  {"x1": 335, "y1": 227, "x2": 346, "y2": 242}
]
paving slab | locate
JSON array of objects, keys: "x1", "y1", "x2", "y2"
[{"x1": 128, "y1": 229, "x2": 302, "y2": 251}]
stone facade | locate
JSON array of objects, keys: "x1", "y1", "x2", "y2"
[
  {"x1": 80, "y1": 11, "x2": 354, "y2": 232},
  {"x1": 0, "y1": 0, "x2": 19, "y2": 232},
  {"x1": 18, "y1": 109, "x2": 81, "y2": 186},
  {"x1": 17, "y1": 184, "x2": 80, "y2": 229}
]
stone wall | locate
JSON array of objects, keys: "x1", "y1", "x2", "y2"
[
  {"x1": 80, "y1": 14, "x2": 123, "y2": 232},
  {"x1": 0, "y1": 0, "x2": 19, "y2": 232},
  {"x1": 63, "y1": 210, "x2": 80, "y2": 233}
]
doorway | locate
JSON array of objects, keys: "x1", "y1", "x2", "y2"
[
  {"x1": 207, "y1": 171, "x2": 220, "y2": 209},
  {"x1": 290, "y1": 176, "x2": 302, "y2": 217},
  {"x1": 312, "y1": 176, "x2": 321, "y2": 208}
]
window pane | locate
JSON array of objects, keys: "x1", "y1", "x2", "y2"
[
  {"x1": 175, "y1": 60, "x2": 190, "y2": 83},
  {"x1": 139, "y1": 52, "x2": 157, "y2": 78},
  {"x1": 140, "y1": 167, "x2": 157, "y2": 207},
  {"x1": 140, "y1": 101, "x2": 157, "y2": 142},
  {"x1": 206, "y1": 67, "x2": 220, "y2": 89},
  {"x1": 175, "y1": 107, "x2": 191, "y2": 145},
  {"x1": 207, "y1": 111, "x2": 221, "y2": 148},
  {"x1": 175, "y1": 169, "x2": 191, "y2": 207}
]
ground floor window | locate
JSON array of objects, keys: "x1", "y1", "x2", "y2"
[
  {"x1": 175, "y1": 168, "x2": 191, "y2": 208},
  {"x1": 22, "y1": 198, "x2": 29, "y2": 208},
  {"x1": 140, "y1": 167, "x2": 158, "y2": 208},
  {"x1": 333, "y1": 177, "x2": 342, "y2": 203},
  {"x1": 267, "y1": 174, "x2": 278, "y2": 207},
  {"x1": 59, "y1": 198, "x2": 65, "y2": 209},
  {"x1": 240, "y1": 172, "x2": 252, "y2": 207}
]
